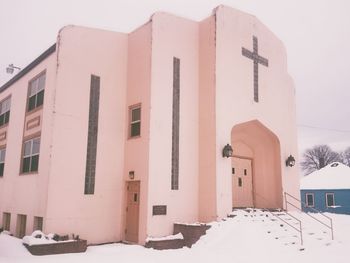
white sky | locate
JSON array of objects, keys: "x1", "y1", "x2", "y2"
[{"x1": 0, "y1": 0, "x2": 349, "y2": 156}]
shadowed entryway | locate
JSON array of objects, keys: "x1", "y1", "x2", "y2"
[{"x1": 231, "y1": 120, "x2": 283, "y2": 209}]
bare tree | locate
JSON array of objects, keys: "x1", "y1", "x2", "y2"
[
  {"x1": 340, "y1": 147, "x2": 350, "y2": 167},
  {"x1": 301, "y1": 145, "x2": 342, "y2": 175}
]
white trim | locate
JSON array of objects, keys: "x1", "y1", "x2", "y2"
[
  {"x1": 325, "y1": 193, "x2": 335, "y2": 208},
  {"x1": 305, "y1": 193, "x2": 315, "y2": 207}
]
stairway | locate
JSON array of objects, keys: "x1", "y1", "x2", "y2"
[{"x1": 231, "y1": 207, "x2": 334, "y2": 248}]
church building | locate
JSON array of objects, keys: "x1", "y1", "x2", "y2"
[{"x1": 0, "y1": 6, "x2": 300, "y2": 245}]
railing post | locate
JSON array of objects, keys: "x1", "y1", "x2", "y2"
[
  {"x1": 284, "y1": 192, "x2": 288, "y2": 211},
  {"x1": 285, "y1": 191, "x2": 335, "y2": 242},
  {"x1": 300, "y1": 221, "x2": 303, "y2": 246},
  {"x1": 330, "y1": 218, "x2": 334, "y2": 240}
]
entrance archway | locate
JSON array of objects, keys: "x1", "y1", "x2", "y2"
[{"x1": 231, "y1": 120, "x2": 283, "y2": 209}]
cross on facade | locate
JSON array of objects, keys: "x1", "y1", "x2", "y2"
[{"x1": 242, "y1": 36, "x2": 269, "y2": 102}]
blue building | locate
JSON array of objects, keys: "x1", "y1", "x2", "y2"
[{"x1": 300, "y1": 162, "x2": 350, "y2": 215}]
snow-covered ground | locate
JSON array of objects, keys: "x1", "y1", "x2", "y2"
[{"x1": 1, "y1": 209, "x2": 349, "y2": 263}]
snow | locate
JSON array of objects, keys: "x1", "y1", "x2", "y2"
[
  {"x1": 22, "y1": 231, "x2": 57, "y2": 246},
  {"x1": 146, "y1": 233, "x2": 183, "y2": 242},
  {"x1": 1, "y1": 209, "x2": 350, "y2": 263},
  {"x1": 300, "y1": 162, "x2": 350, "y2": 190}
]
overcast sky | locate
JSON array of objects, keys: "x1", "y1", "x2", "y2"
[{"x1": 0, "y1": 0, "x2": 349, "y2": 156}]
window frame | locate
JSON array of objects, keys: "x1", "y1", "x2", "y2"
[
  {"x1": 0, "y1": 147, "x2": 6, "y2": 177},
  {"x1": 325, "y1": 193, "x2": 335, "y2": 208},
  {"x1": 27, "y1": 71, "x2": 46, "y2": 113},
  {"x1": 0, "y1": 96, "x2": 11, "y2": 127},
  {"x1": 128, "y1": 104, "x2": 141, "y2": 139},
  {"x1": 305, "y1": 193, "x2": 315, "y2": 207},
  {"x1": 2, "y1": 212, "x2": 11, "y2": 231},
  {"x1": 33, "y1": 216, "x2": 43, "y2": 232},
  {"x1": 16, "y1": 214, "x2": 27, "y2": 238},
  {"x1": 20, "y1": 135, "x2": 41, "y2": 175}
]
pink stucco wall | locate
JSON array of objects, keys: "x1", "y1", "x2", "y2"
[
  {"x1": 147, "y1": 13, "x2": 199, "y2": 237},
  {"x1": 44, "y1": 26, "x2": 128, "y2": 244},
  {"x1": 214, "y1": 6, "x2": 300, "y2": 217},
  {"x1": 0, "y1": 5, "x2": 300, "y2": 245},
  {"x1": 198, "y1": 15, "x2": 218, "y2": 222},
  {"x1": 0, "y1": 53, "x2": 56, "y2": 236},
  {"x1": 123, "y1": 22, "x2": 152, "y2": 244}
]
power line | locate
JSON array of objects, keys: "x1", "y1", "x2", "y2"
[{"x1": 297, "y1": 124, "x2": 350, "y2": 133}]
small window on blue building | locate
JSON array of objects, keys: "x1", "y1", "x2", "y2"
[
  {"x1": 326, "y1": 193, "x2": 335, "y2": 207},
  {"x1": 305, "y1": 193, "x2": 314, "y2": 207}
]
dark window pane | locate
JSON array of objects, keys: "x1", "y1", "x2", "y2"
[
  {"x1": 28, "y1": 96, "x2": 36, "y2": 111},
  {"x1": 36, "y1": 90, "x2": 44, "y2": 107},
  {"x1": 35, "y1": 217, "x2": 43, "y2": 231},
  {"x1": 0, "y1": 149, "x2": 5, "y2": 162},
  {"x1": 306, "y1": 194, "x2": 313, "y2": 206},
  {"x1": 38, "y1": 75, "x2": 46, "y2": 91},
  {"x1": 24, "y1": 141, "x2": 32, "y2": 156},
  {"x1": 84, "y1": 75, "x2": 100, "y2": 195},
  {"x1": 31, "y1": 155, "x2": 39, "y2": 172},
  {"x1": 22, "y1": 157, "x2": 31, "y2": 173},
  {"x1": 131, "y1": 108, "x2": 141, "y2": 122},
  {"x1": 131, "y1": 122, "x2": 140, "y2": 137},
  {"x1": 0, "y1": 163, "x2": 4, "y2": 177},
  {"x1": 232, "y1": 167, "x2": 235, "y2": 174},
  {"x1": 244, "y1": 169, "x2": 247, "y2": 175},
  {"x1": 238, "y1": 177, "x2": 242, "y2": 187},
  {"x1": 4, "y1": 111, "x2": 10, "y2": 124},
  {"x1": 327, "y1": 194, "x2": 334, "y2": 206},
  {"x1": 32, "y1": 138, "x2": 40, "y2": 155},
  {"x1": 0, "y1": 114, "x2": 4, "y2": 126}
]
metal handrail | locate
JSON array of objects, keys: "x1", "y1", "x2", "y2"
[
  {"x1": 284, "y1": 192, "x2": 334, "y2": 240},
  {"x1": 253, "y1": 191, "x2": 303, "y2": 245},
  {"x1": 262, "y1": 209, "x2": 303, "y2": 245}
]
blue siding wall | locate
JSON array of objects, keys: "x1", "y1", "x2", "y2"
[{"x1": 301, "y1": 189, "x2": 350, "y2": 215}]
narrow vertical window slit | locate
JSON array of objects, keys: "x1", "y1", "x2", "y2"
[
  {"x1": 84, "y1": 75, "x2": 100, "y2": 195},
  {"x1": 171, "y1": 57, "x2": 180, "y2": 190}
]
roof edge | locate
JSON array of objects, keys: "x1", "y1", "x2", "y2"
[{"x1": 0, "y1": 43, "x2": 56, "y2": 93}]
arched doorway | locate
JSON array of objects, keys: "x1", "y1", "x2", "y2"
[{"x1": 231, "y1": 120, "x2": 283, "y2": 209}]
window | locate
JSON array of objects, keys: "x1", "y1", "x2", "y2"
[
  {"x1": 0, "y1": 148, "x2": 6, "y2": 177},
  {"x1": 326, "y1": 193, "x2": 335, "y2": 207},
  {"x1": 232, "y1": 167, "x2": 235, "y2": 174},
  {"x1": 22, "y1": 137, "x2": 40, "y2": 173},
  {"x1": 305, "y1": 193, "x2": 314, "y2": 207},
  {"x1": 16, "y1": 214, "x2": 27, "y2": 238},
  {"x1": 244, "y1": 169, "x2": 247, "y2": 176},
  {"x1": 2, "y1": 212, "x2": 11, "y2": 231},
  {"x1": 129, "y1": 106, "x2": 141, "y2": 138},
  {"x1": 171, "y1": 57, "x2": 180, "y2": 190},
  {"x1": 84, "y1": 75, "x2": 100, "y2": 195},
  {"x1": 238, "y1": 177, "x2": 242, "y2": 187},
  {"x1": 0, "y1": 97, "x2": 11, "y2": 127},
  {"x1": 27, "y1": 73, "x2": 45, "y2": 112},
  {"x1": 33, "y1": 216, "x2": 43, "y2": 231}
]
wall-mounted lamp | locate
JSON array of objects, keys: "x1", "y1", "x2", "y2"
[
  {"x1": 222, "y1": 144, "x2": 233, "y2": 158},
  {"x1": 6, "y1": 64, "x2": 21, "y2": 74},
  {"x1": 285, "y1": 155, "x2": 296, "y2": 167},
  {"x1": 128, "y1": 171, "x2": 135, "y2": 180}
]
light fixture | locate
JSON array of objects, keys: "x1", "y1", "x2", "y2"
[
  {"x1": 286, "y1": 155, "x2": 295, "y2": 167},
  {"x1": 222, "y1": 144, "x2": 233, "y2": 158},
  {"x1": 6, "y1": 64, "x2": 21, "y2": 74},
  {"x1": 128, "y1": 171, "x2": 135, "y2": 180}
]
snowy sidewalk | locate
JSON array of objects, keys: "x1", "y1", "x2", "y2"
[{"x1": 1, "y1": 209, "x2": 349, "y2": 263}]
